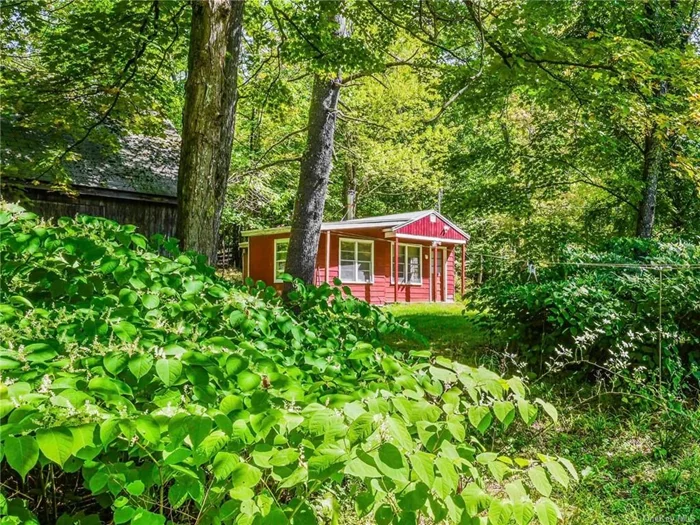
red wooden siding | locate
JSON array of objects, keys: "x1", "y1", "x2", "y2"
[
  {"x1": 246, "y1": 224, "x2": 465, "y2": 304},
  {"x1": 395, "y1": 212, "x2": 465, "y2": 241}
]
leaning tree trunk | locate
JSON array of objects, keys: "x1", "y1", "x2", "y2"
[
  {"x1": 285, "y1": 75, "x2": 341, "y2": 283},
  {"x1": 177, "y1": 0, "x2": 244, "y2": 263}
]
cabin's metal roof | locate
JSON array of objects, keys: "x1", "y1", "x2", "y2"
[
  {"x1": 321, "y1": 210, "x2": 432, "y2": 230},
  {"x1": 242, "y1": 210, "x2": 470, "y2": 240},
  {"x1": 2, "y1": 120, "x2": 179, "y2": 199}
]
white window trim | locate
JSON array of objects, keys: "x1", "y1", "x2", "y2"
[
  {"x1": 338, "y1": 238, "x2": 375, "y2": 284},
  {"x1": 273, "y1": 238, "x2": 289, "y2": 283},
  {"x1": 391, "y1": 242, "x2": 423, "y2": 286}
]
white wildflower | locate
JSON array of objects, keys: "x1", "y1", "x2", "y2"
[{"x1": 37, "y1": 374, "x2": 52, "y2": 394}]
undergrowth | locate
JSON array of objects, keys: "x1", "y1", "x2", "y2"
[{"x1": 0, "y1": 203, "x2": 573, "y2": 525}]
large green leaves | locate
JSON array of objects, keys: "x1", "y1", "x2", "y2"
[
  {"x1": 36, "y1": 427, "x2": 74, "y2": 467},
  {"x1": 0, "y1": 206, "x2": 570, "y2": 525},
  {"x1": 155, "y1": 359, "x2": 182, "y2": 387},
  {"x1": 4, "y1": 436, "x2": 39, "y2": 480}
]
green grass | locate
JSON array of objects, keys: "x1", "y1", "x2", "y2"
[
  {"x1": 383, "y1": 302, "x2": 700, "y2": 525},
  {"x1": 383, "y1": 303, "x2": 494, "y2": 360}
]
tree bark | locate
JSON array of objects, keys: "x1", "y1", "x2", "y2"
[
  {"x1": 343, "y1": 157, "x2": 356, "y2": 220},
  {"x1": 177, "y1": 0, "x2": 244, "y2": 263},
  {"x1": 635, "y1": 125, "x2": 663, "y2": 238},
  {"x1": 285, "y1": 74, "x2": 341, "y2": 283}
]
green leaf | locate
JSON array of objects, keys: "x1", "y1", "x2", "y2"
[
  {"x1": 409, "y1": 451, "x2": 435, "y2": 487},
  {"x1": 100, "y1": 418, "x2": 120, "y2": 447},
  {"x1": 493, "y1": 400, "x2": 515, "y2": 426},
  {"x1": 4, "y1": 436, "x2": 39, "y2": 480},
  {"x1": 136, "y1": 416, "x2": 160, "y2": 443},
  {"x1": 345, "y1": 451, "x2": 382, "y2": 479},
  {"x1": 104, "y1": 352, "x2": 129, "y2": 375},
  {"x1": 468, "y1": 405, "x2": 493, "y2": 433},
  {"x1": 513, "y1": 498, "x2": 535, "y2": 525},
  {"x1": 528, "y1": 466, "x2": 552, "y2": 497},
  {"x1": 348, "y1": 343, "x2": 373, "y2": 360},
  {"x1": 536, "y1": 398, "x2": 558, "y2": 424},
  {"x1": 99, "y1": 257, "x2": 120, "y2": 274},
  {"x1": 237, "y1": 370, "x2": 261, "y2": 392},
  {"x1": 220, "y1": 395, "x2": 243, "y2": 414},
  {"x1": 375, "y1": 443, "x2": 409, "y2": 482},
  {"x1": 347, "y1": 413, "x2": 374, "y2": 444},
  {"x1": 155, "y1": 359, "x2": 182, "y2": 387},
  {"x1": 558, "y1": 457, "x2": 578, "y2": 482},
  {"x1": 507, "y1": 377, "x2": 527, "y2": 397},
  {"x1": 142, "y1": 294, "x2": 160, "y2": 310},
  {"x1": 488, "y1": 499, "x2": 513, "y2": 525},
  {"x1": 488, "y1": 460, "x2": 511, "y2": 483},
  {"x1": 36, "y1": 427, "x2": 74, "y2": 466},
  {"x1": 114, "y1": 506, "x2": 136, "y2": 524},
  {"x1": 517, "y1": 399, "x2": 538, "y2": 425},
  {"x1": 213, "y1": 452, "x2": 239, "y2": 480},
  {"x1": 131, "y1": 508, "x2": 166, "y2": 525},
  {"x1": 113, "y1": 320, "x2": 137, "y2": 342},
  {"x1": 535, "y1": 497, "x2": 559, "y2": 525},
  {"x1": 70, "y1": 424, "x2": 96, "y2": 453},
  {"x1": 386, "y1": 415, "x2": 413, "y2": 452},
  {"x1": 126, "y1": 480, "x2": 145, "y2": 496},
  {"x1": 435, "y1": 456, "x2": 459, "y2": 496},
  {"x1": 129, "y1": 353, "x2": 154, "y2": 379},
  {"x1": 544, "y1": 460, "x2": 569, "y2": 489},
  {"x1": 230, "y1": 462, "x2": 262, "y2": 488}
]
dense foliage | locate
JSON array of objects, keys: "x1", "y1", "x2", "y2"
[
  {"x1": 471, "y1": 238, "x2": 700, "y2": 391},
  {"x1": 1, "y1": 0, "x2": 188, "y2": 185},
  {"x1": 0, "y1": 204, "x2": 573, "y2": 524}
]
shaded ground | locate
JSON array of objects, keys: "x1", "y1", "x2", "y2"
[{"x1": 385, "y1": 303, "x2": 700, "y2": 525}]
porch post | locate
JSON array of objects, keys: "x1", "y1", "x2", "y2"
[
  {"x1": 394, "y1": 239, "x2": 399, "y2": 303},
  {"x1": 433, "y1": 243, "x2": 438, "y2": 302},
  {"x1": 325, "y1": 230, "x2": 331, "y2": 283},
  {"x1": 461, "y1": 244, "x2": 466, "y2": 300}
]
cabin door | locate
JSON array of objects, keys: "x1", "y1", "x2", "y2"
[{"x1": 430, "y1": 247, "x2": 447, "y2": 302}]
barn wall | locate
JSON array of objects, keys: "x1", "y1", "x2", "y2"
[{"x1": 21, "y1": 189, "x2": 178, "y2": 238}]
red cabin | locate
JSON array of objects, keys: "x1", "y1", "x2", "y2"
[{"x1": 240, "y1": 210, "x2": 470, "y2": 304}]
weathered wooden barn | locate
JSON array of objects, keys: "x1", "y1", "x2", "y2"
[
  {"x1": 241, "y1": 210, "x2": 470, "y2": 304},
  {"x1": 2, "y1": 122, "x2": 179, "y2": 238}
]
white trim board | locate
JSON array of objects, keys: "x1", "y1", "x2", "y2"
[{"x1": 385, "y1": 232, "x2": 467, "y2": 245}]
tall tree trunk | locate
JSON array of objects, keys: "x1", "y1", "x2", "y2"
[
  {"x1": 285, "y1": 75, "x2": 341, "y2": 283},
  {"x1": 633, "y1": 0, "x2": 688, "y2": 238},
  {"x1": 343, "y1": 157, "x2": 356, "y2": 220},
  {"x1": 177, "y1": 0, "x2": 244, "y2": 263},
  {"x1": 635, "y1": 125, "x2": 663, "y2": 238}
]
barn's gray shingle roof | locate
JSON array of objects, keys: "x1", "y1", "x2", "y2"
[{"x1": 1, "y1": 121, "x2": 180, "y2": 199}]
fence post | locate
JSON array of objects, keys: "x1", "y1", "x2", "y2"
[
  {"x1": 658, "y1": 268, "x2": 663, "y2": 393},
  {"x1": 478, "y1": 254, "x2": 484, "y2": 285}
]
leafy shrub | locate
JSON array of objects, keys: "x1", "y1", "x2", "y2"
[
  {"x1": 0, "y1": 203, "x2": 573, "y2": 524},
  {"x1": 471, "y1": 238, "x2": 700, "y2": 389}
]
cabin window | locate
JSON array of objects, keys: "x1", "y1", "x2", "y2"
[
  {"x1": 392, "y1": 243, "x2": 422, "y2": 285},
  {"x1": 339, "y1": 239, "x2": 374, "y2": 283},
  {"x1": 274, "y1": 239, "x2": 289, "y2": 282}
]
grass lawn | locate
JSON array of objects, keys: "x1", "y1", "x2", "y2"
[{"x1": 385, "y1": 302, "x2": 700, "y2": 525}]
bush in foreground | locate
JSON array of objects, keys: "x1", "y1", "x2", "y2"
[
  {"x1": 471, "y1": 238, "x2": 700, "y2": 390},
  {"x1": 0, "y1": 203, "x2": 573, "y2": 524}
]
